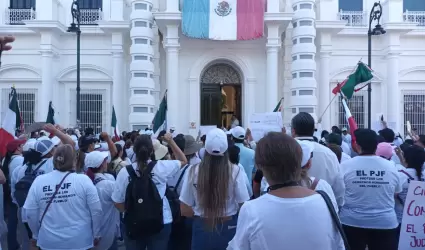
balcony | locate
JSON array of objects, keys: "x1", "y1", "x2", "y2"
[
  {"x1": 80, "y1": 8, "x2": 103, "y2": 25},
  {"x1": 5, "y1": 8, "x2": 36, "y2": 25},
  {"x1": 404, "y1": 10, "x2": 425, "y2": 26},
  {"x1": 338, "y1": 10, "x2": 366, "y2": 27}
]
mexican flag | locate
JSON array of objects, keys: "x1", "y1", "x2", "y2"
[
  {"x1": 332, "y1": 62, "x2": 373, "y2": 99},
  {"x1": 0, "y1": 87, "x2": 22, "y2": 157},
  {"x1": 46, "y1": 101, "x2": 55, "y2": 124},
  {"x1": 273, "y1": 98, "x2": 283, "y2": 112},
  {"x1": 152, "y1": 91, "x2": 167, "y2": 134},
  {"x1": 341, "y1": 98, "x2": 358, "y2": 149},
  {"x1": 111, "y1": 106, "x2": 120, "y2": 141}
]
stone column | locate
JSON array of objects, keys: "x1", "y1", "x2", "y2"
[
  {"x1": 245, "y1": 78, "x2": 257, "y2": 122},
  {"x1": 386, "y1": 51, "x2": 400, "y2": 132},
  {"x1": 266, "y1": 24, "x2": 281, "y2": 111},
  {"x1": 112, "y1": 51, "x2": 124, "y2": 126},
  {"x1": 39, "y1": 50, "x2": 54, "y2": 121},
  {"x1": 166, "y1": 0, "x2": 179, "y2": 12},
  {"x1": 319, "y1": 50, "x2": 331, "y2": 130}
]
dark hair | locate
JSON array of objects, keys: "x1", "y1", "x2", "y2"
[
  {"x1": 291, "y1": 112, "x2": 315, "y2": 137},
  {"x1": 404, "y1": 145, "x2": 425, "y2": 181},
  {"x1": 201, "y1": 135, "x2": 206, "y2": 143},
  {"x1": 23, "y1": 149, "x2": 43, "y2": 166},
  {"x1": 112, "y1": 143, "x2": 123, "y2": 161},
  {"x1": 169, "y1": 135, "x2": 185, "y2": 156},
  {"x1": 321, "y1": 130, "x2": 329, "y2": 139},
  {"x1": 327, "y1": 144, "x2": 342, "y2": 163},
  {"x1": 405, "y1": 139, "x2": 414, "y2": 145},
  {"x1": 377, "y1": 135, "x2": 385, "y2": 143},
  {"x1": 232, "y1": 136, "x2": 244, "y2": 144},
  {"x1": 354, "y1": 129, "x2": 378, "y2": 154},
  {"x1": 327, "y1": 133, "x2": 342, "y2": 146},
  {"x1": 255, "y1": 132, "x2": 302, "y2": 184},
  {"x1": 133, "y1": 135, "x2": 154, "y2": 172},
  {"x1": 86, "y1": 167, "x2": 102, "y2": 182},
  {"x1": 228, "y1": 145, "x2": 240, "y2": 165},
  {"x1": 378, "y1": 128, "x2": 395, "y2": 143}
]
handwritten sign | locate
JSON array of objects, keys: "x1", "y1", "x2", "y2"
[
  {"x1": 399, "y1": 181, "x2": 425, "y2": 249},
  {"x1": 249, "y1": 112, "x2": 283, "y2": 141}
]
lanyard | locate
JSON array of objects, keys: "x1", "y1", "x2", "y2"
[{"x1": 267, "y1": 181, "x2": 300, "y2": 192}]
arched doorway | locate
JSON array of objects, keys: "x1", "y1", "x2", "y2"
[{"x1": 200, "y1": 63, "x2": 242, "y2": 128}]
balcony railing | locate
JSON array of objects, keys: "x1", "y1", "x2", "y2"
[
  {"x1": 80, "y1": 8, "x2": 103, "y2": 25},
  {"x1": 5, "y1": 8, "x2": 36, "y2": 25},
  {"x1": 404, "y1": 10, "x2": 425, "y2": 26},
  {"x1": 338, "y1": 10, "x2": 366, "y2": 27}
]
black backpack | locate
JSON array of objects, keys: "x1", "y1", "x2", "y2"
[
  {"x1": 124, "y1": 161, "x2": 164, "y2": 239},
  {"x1": 15, "y1": 160, "x2": 47, "y2": 207},
  {"x1": 166, "y1": 164, "x2": 190, "y2": 223}
]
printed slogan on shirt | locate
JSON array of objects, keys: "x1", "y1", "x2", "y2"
[
  {"x1": 42, "y1": 183, "x2": 76, "y2": 203},
  {"x1": 353, "y1": 170, "x2": 389, "y2": 188},
  {"x1": 398, "y1": 181, "x2": 425, "y2": 249}
]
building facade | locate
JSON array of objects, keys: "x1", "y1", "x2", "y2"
[{"x1": 0, "y1": 0, "x2": 425, "y2": 137}]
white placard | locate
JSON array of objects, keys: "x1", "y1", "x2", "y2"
[
  {"x1": 199, "y1": 125, "x2": 217, "y2": 136},
  {"x1": 398, "y1": 181, "x2": 425, "y2": 249},
  {"x1": 249, "y1": 112, "x2": 283, "y2": 141}
]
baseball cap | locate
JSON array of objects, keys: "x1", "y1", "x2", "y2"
[
  {"x1": 153, "y1": 139, "x2": 168, "y2": 160},
  {"x1": 231, "y1": 126, "x2": 246, "y2": 140},
  {"x1": 205, "y1": 128, "x2": 228, "y2": 156},
  {"x1": 84, "y1": 151, "x2": 109, "y2": 170},
  {"x1": 6, "y1": 139, "x2": 26, "y2": 153},
  {"x1": 79, "y1": 135, "x2": 97, "y2": 148},
  {"x1": 34, "y1": 139, "x2": 55, "y2": 157},
  {"x1": 342, "y1": 127, "x2": 348, "y2": 132},
  {"x1": 376, "y1": 142, "x2": 393, "y2": 160},
  {"x1": 296, "y1": 140, "x2": 314, "y2": 167},
  {"x1": 23, "y1": 139, "x2": 37, "y2": 152}
]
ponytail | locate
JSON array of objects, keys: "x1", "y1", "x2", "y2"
[
  {"x1": 86, "y1": 167, "x2": 96, "y2": 183},
  {"x1": 133, "y1": 135, "x2": 154, "y2": 173},
  {"x1": 75, "y1": 150, "x2": 86, "y2": 173},
  {"x1": 300, "y1": 168, "x2": 312, "y2": 188}
]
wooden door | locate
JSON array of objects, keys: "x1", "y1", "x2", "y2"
[{"x1": 201, "y1": 84, "x2": 221, "y2": 126}]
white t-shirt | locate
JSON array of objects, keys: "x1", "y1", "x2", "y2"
[
  {"x1": 92, "y1": 173, "x2": 120, "y2": 250},
  {"x1": 395, "y1": 168, "x2": 420, "y2": 223},
  {"x1": 23, "y1": 170, "x2": 101, "y2": 250},
  {"x1": 167, "y1": 157, "x2": 201, "y2": 195},
  {"x1": 7, "y1": 155, "x2": 24, "y2": 180},
  {"x1": 112, "y1": 160, "x2": 181, "y2": 224},
  {"x1": 341, "y1": 152, "x2": 351, "y2": 163},
  {"x1": 340, "y1": 155, "x2": 402, "y2": 229},
  {"x1": 179, "y1": 164, "x2": 250, "y2": 217},
  {"x1": 227, "y1": 193, "x2": 345, "y2": 250},
  {"x1": 260, "y1": 177, "x2": 338, "y2": 212},
  {"x1": 341, "y1": 141, "x2": 351, "y2": 155}
]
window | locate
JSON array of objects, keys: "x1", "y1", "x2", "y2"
[
  {"x1": 134, "y1": 55, "x2": 148, "y2": 60},
  {"x1": 133, "y1": 124, "x2": 148, "y2": 131},
  {"x1": 299, "y1": 72, "x2": 313, "y2": 78},
  {"x1": 292, "y1": 56, "x2": 297, "y2": 61},
  {"x1": 150, "y1": 107, "x2": 155, "y2": 113},
  {"x1": 299, "y1": 90, "x2": 313, "y2": 95},
  {"x1": 299, "y1": 107, "x2": 314, "y2": 113},
  {"x1": 134, "y1": 72, "x2": 148, "y2": 77},
  {"x1": 134, "y1": 21, "x2": 147, "y2": 27},
  {"x1": 80, "y1": 92, "x2": 103, "y2": 134},
  {"x1": 134, "y1": 89, "x2": 149, "y2": 94},
  {"x1": 299, "y1": 20, "x2": 313, "y2": 26},
  {"x1": 150, "y1": 57, "x2": 154, "y2": 62},
  {"x1": 150, "y1": 74, "x2": 154, "y2": 78},
  {"x1": 134, "y1": 3, "x2": 147, "y2": 10},
  {"x1": 149, "y1": 22, "x2": 153, "y2": 28},
  {"x1": 293, "y1": 22, "x2": 297, "y2": 28},
  {"x1": 133, "y1": 107, "x2": 148, "y2": 112},
  {"x1": 292, "y1": 91, "x2": 296, "y2": 96},
  {"x1": 9, "y1": 0, "x2": 35, "y2": 9},
  {"x1": 78, "y1": 0, "x2": 102, "y2": 9},
  {"x1": 300, "y1": 3, "x2": 312, "y2": 9},
  {"x1": 299, "y1": 37, "x2": 313, "y2": 43},
  {"x1": 404, "y1": 0, "x2": 425, "y2": 11},
  {"x1": 292, "y1": 39, "x2": 297, "y2": 45},
  {"x1": 293, "y1": 5, "x2": 297, "y2": 11},
  {"x1": 292, "y1": 73, "x2": 297, "y2": 79},
  {"x1": 134, "y1": 38, "x2": 148, "y2": 44},
  {"x1": 292, "y1": 108, "x2": 297, "y2": 114},
  {"x1": 339, "y1": 0, "x2": 362, "y2": 11},
  {"x1": 150, "y1": 40, "x2": 154, "y2": 45},
  {"x1": 403, "y1": 93, "x2": 425, "y2": 134},
  {"x1": 338, "y1": 95, "x2": 365, "y2": 128},
  {"x1": 2, "y1": 89, "x2": 37, "y2": 130},
  {"x1": 300, "y1": 54, "x2": 314, "y2": 59}
]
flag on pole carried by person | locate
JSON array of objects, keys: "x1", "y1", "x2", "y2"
[
  {"x1": 152, "y1": 91, "x2": 167, "y2": 134},
  {"x1": 332, "y1": 61, "x2": 373, "y2": 99},
  {"x1": 182, "y1": 0, "x2": 265, "y2": 40},
  {"x1": 46, "y1": 101, "x2": 55, "y2": 125},
  {"x1": 273, "y1": 98, "x2": 283, "y2": 112},
  {"x1": 111, "y1": 106, "x2": 120, "y2": 141},
  {"x1": 341, "y1": 96, "x2": 358, "y2": 149},
  {"x1": 0, "y1": 87, "x2": 23, "y2": 157}
]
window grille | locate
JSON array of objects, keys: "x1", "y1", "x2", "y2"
[
  {"x1": 1, "y1": 88, "x2": 37, "y2": 130},
  {"x1": 70, "y1": 89, "x2": 105, "y2": 134},
  {"x1": 338, "y1": 91, "x2": 367, "y2": 129},
  {"x1": 402, "y1": 91, "x2": 425, "y2": 135}
]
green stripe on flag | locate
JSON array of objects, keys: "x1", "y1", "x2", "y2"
[
  {"x1": 340, "y1": 62, "x2": 373, "y2": 99},
  {"x1": 273, "y1": 98, "x2": 282, "y2": 112},
  {"x1": 153, "y1": 92, "x2": 167, "y2": 133}
]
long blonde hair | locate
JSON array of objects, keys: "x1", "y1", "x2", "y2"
[{"x1": 192, "y1": 151, "x2": 232, "y2": 230}]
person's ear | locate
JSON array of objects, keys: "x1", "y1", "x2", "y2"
[
  {"x1": 291, "y1": 128, "x2": 296, "y2": 138},
  {"x1": 304, "y1": 159, "x2": 312, "y2": 170},
  {"x1": 352, "y1": 142, "x2": 361, "y2": 154}
]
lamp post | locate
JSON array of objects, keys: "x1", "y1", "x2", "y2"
[
  {"x1": 367, "y1": 2, "x2": 386, "y2": 129},
  {"x1": 68, "y1": 0, "x2": 81, "y2": 127}
]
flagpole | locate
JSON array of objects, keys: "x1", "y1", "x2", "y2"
[{"x1": 318, "y1": 94, "x2": 338, "y2": 123}]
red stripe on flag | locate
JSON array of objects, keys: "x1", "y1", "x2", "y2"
[
  {"x1": 0, "y1": 128, "x2": 15, "y2": 157},
  {"x1": 236, "y1": 0, "x2": 265, "y2": 40},
  {"x1": 332, "y1": 79, "x2": 347, "y2": 95}
]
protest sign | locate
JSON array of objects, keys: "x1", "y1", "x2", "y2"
[
  {"x1": 249, "y1": 112, "x2": 283, "y2": 141},
  {"x1": 398, "y1": 181, "x2": 425, "y2": 249}
]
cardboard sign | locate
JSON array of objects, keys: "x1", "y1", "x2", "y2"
[
  {"x1": 249, "y1": 112, "x2": 283, "y2": 141},
  {"x1": 398, "y1": 181, "x2": 425, "y2": 249}
]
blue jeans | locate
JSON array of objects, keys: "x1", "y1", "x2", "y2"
[
  {"x1": 7, "y1": 202, "x2": 18, "y2": 250},
  {"x1": 191, "y1": 215, "x2": 238, "y2": 250},
  {"x1": 124, "y1": 223, "x2": 172, "y2": 250}
]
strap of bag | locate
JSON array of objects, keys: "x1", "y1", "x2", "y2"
[
  {"x1": 26, "y1": 159, "x2": 47, "y2": 175},
  {"x1": 310, "y1": 178, "x2": 320, "y2": 190},
  {"x1": 39, "y1": 172, "x2": 72, "y2": 225},
  {"x1": 399, "y1": 170, "x2": 415, "y2": 180},
  {"x1": 316, "y1": 190, "x2": 351, "y2": 250},
  {"x1": 126, "y1": 165, "x2": 137, "y2": 181},
  {"x1": 175, "y1": 164, "x2": 190, "y2": 191},
  {"x1": 142, "y1": 161, "x2": 157, "y2": 176}
]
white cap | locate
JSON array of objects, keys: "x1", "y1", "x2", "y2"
[
  {"x1": 153, "y1": 139, "x2": 168, "y2": 160},
  {"x1": 37, "y1": 136, "x2": 50, "y2": 141},
  {"x1": 34, "y1": 139, "x2": 55, "y2": 157},
  {"x1": 205, "y1": 128, "x2": 228, "y2": 156},
  {"x1": 84, "y1": 151, "x2": 109, "y2": 170},
  {"x1": 51, "y1": 136, "x2": 61, "y2": 146},
  {"x1": 231, "y1": 126, "x2": 246, "y2": 140},
  {"x1": 296, "y1": 140, "x2": 314, "y2": 167},
  {"x1": 342, "y1": 127, "x2": 348, "y2": 132},
  {"x1": 23, "y1": 138, "x2": 37, "y2": 152}
]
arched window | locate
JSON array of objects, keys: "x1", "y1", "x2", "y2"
[
  {"x1": 10, "y1": 0, "x2": 36, "y2": 9},
  {"x1": 78, "y1": 0, "x2": 102, "y2": 9}
]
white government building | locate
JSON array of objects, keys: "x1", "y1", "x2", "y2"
[{"x1": 0, "y1": 0, "x2": 425, "y2": 137}]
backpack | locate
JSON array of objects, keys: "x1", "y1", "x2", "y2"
[
  {"x1": 166, "y1": 164, "x2": 190, "y2": 223},
  {"x1": 124, "y1": 161, "x2": 164, "y2": 239},
  {"x1": 15, "y1": 160, "x2": 47, "y2": 207}
]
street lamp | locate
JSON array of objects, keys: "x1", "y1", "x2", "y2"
[
  {"x1": 68, "y1": 0, "x2": 81, "y2": 127},
  {"x1": 367, "y1": 2, "x2": 386, "y2": 129}
]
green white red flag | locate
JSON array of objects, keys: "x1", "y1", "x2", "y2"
[
  {"x1": 111, "y1": 106, "x2": 120, "y2": 141},
  {"x1": 0, "y1": 87, "x2": 23, "y2": 157},
  {"x1": 341, "y1": 98, "x2": 358, "y2": 149}
]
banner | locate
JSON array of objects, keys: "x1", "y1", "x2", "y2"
[{"x1": 249, "y1": 112, "x2": 283, "y2": 141}]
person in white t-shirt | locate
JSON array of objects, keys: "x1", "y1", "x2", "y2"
[
  {"x1": 228, "y1": 132, "x2": 344, "y2": 250},
  {"x1": 24, "y1": 144, "x2": 103, "y2": 250},
  {"x1": 340, "y1": 128, "x2": 402, "y2": 250},
  {"x1": 112, "y1": 133, "x2": 187, "y2": 250},
  {"x1": 291, "y1": 112, "x2": 345, "y2": 207},
  {"x1": 85, "y1": 151, "x2": 119, "y2": 250},
  {"x1": 179, "y1": 128, "x2": 250, "y2": 250}
]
